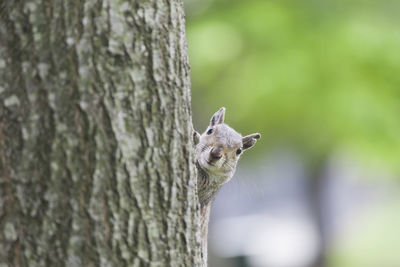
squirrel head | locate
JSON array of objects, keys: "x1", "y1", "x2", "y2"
[{"x1": 194, "y1": 107, "x2": 261, "y2": 184}]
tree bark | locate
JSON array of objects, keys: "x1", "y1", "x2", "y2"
[{"x1": 0, "y1": 0, "x2": 202, "y2": 266}]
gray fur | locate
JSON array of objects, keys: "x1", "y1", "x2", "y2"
[{"x1": 194, "y1": 107, "x2": 260, "y2": 263}]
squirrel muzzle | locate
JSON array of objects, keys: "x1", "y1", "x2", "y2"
[{"x1": 209, "y1": 146, "x2": 223, "y2": 162}]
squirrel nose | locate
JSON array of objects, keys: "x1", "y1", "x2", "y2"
[{"x1": 210, "y1": 147, "x2": 222, "y2": 160}]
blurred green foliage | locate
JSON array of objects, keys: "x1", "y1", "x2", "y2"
[
  {"x1": 186, "y1": 1, "x2": 400, "y2": 266},
  {"x1": 186, "y1": 0, "x2": 400, "y2": 172}
]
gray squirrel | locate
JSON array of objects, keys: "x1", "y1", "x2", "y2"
[{"x1": 193, "y1": 107, "x2": 260, "y2": 264}]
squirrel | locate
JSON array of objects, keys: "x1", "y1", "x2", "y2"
[{"x1": 193, "y1": 107, "x2": 260, "y2": 264}]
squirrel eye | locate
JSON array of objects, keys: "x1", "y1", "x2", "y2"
[
  {"x1": 206, "y1": 128, "x2": 213, "y2": 135},
  {"x1": 236, "y1": 148, "x2": 242, "y2": 155}
]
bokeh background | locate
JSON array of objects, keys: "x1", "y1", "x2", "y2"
[{"x1": 185, "y1": 0, "x2": 400, "y2": 266}]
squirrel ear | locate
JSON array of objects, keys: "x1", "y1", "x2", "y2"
[
  {"x1": 242, "y1": 133, "x2": 261, "y2": 150},
  {"x1": 193, "y1": 131, "x2": 201, "y2": 145},
  {"x1": 210, "y1": 107, "x2": 225, "y2": 126}
]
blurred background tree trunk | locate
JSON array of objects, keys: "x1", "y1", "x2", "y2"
[
  {"x1": 307, "y1": 156, "x2": 329, "y2": 267},
  {"x1": 0, "y1": 1, "x2": 202, "y2": 266}
]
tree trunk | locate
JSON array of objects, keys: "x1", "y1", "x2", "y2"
[
  {"x1": 0, "y1": 0, "x2": 203, "y2": 266},
  {"x1": 307, "y1": 157, "x2": 329, "y2": 267}
]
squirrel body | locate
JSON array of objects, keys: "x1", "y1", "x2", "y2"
[{"x1": 193, "y1": 107, "x2": 260, "y2": 265}]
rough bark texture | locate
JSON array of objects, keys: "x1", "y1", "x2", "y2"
[{"x1": 0, "y1": 0, "x2": 202, "y2": 266}]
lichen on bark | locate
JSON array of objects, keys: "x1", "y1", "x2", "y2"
[{"x1": 0, "y1": 0, "x2": 202, "y2": 266}]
